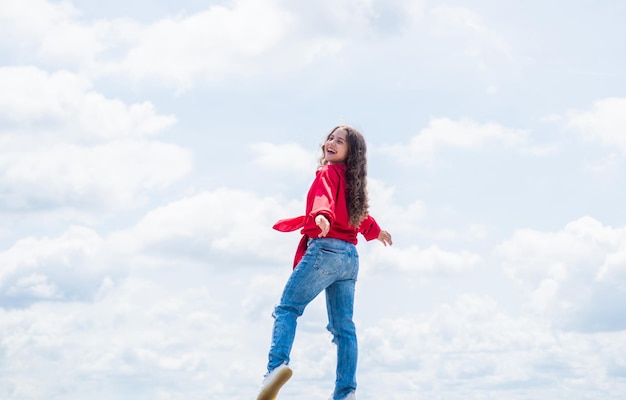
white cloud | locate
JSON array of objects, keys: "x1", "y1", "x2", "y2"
[
  {"x1": 108, "y1": 188, "x2": 304, "y2": 268},
  {"x1": 6, "y1": 273, "x2": 63, "y2": 299},
  {"x1": 0, "y1": 0, "x2": 342, "y2": 88},
  {"x1": 566, "y1": 97, "x2": 626, "y2": 153},
  {"x1": 0, "y1": 66, "x2": 176, "y2": 140},
  {"x1": 0, "y1": 67, "x2": 190, "y2": 212},
  {"x1": 0, "y1": 185, "x2": 306, "y2": 305},
  {"x1": 0, "y1": 0, "x2": 114, "y2": 70},
  {"x1": 364, "y1": 243, "x2": 481, "y2": 275},
  {"x1": 367, "y1": 178, "x2": 426, "y2": 234},
  {"x1": 98, "y1": 1, "x2": 298, "y2": 87},
  {"x1": 383, "y1": 117, "x2": 529, "y2": 165},
  {"x1": 358, "y1": 294, "x2": 626, "y2": 399},
  {"x1": 0, "y1": 226, "x2": 112, "y2": 304},
  {"x1": 0, "y1": 275, "x2": 264, "y2": 399},
  {"x1": 496, "y1": 217, "x2": 626, "y2": 332},
  {"x1": 241, "y1": 271, "x2": 292, "y2": 322},
  {"x1": 0, "y1": 1, "x2": 80, "y2": 43},
  {"x1": 0, "y1": 140, "x2": 192, "y2": 211},
  {"x1": 366, "y1": 178, "x2": 489, "y2": 244},
  {"x1": 0, "y1": 0, "x2": 432, "y2": 89}
]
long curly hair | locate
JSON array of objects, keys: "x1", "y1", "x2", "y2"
[{"x1": 319, "y1": 125, "x2": 370, "y2": 227}]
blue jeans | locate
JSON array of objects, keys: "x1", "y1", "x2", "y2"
[{"x1": 267, "y1": 238, "x2": 359, "y2": 400}]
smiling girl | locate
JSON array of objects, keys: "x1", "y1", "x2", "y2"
[{"x1": 256, "y1": 125, "x2": 393, "y2": 400}]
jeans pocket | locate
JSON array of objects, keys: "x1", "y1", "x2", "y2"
[{"x1": 313, "y1": 247, "x2": 344, "y2": 275}]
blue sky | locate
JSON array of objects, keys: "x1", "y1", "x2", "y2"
[{"x1": 1, "y1": 0, "x2": 626, "y2": 399}]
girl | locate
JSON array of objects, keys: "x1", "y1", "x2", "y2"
[{"x1": 257, "y1": 125, "x2": 393, "y2": 400}]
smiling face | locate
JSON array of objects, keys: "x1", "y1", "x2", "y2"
[{"x1": 323, "y1": 128, "x2": 349, "y2": 164}]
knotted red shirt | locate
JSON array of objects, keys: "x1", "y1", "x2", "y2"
[{"x1": 273, "y1": 163, "x2": 381, "y2": 268}]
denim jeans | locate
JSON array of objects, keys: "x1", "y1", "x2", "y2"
[{"x1": 267, "y1": 237, "x2": 359, "y2": 400}]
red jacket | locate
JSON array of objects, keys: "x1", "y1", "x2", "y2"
[{"x1": 273, "y1": 163, "x2": 381, "y2": 268}]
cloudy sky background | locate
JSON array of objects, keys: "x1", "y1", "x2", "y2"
[{"x1": 1, "y1": 0, "x2": 626, "y2": 399}]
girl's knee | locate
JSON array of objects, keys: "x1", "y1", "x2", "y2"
[
  {"x1": 327, "y1": 320, "x2": 356, "y2": 343},
  {"x1": 273, "y1": 304, "x2": 304, "y2": 319}
]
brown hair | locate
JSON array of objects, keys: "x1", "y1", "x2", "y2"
[{"x1": 319, "y1": 125, "x2": 370, "y2": 227}]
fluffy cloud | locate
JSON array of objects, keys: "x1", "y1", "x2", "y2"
[
  {"x1": 0, "y1": 226, "x2": 111, "y2": 306},
  {"x1": 363, "y1": 243, "x2": 481, "y2": 275},
  {"x1": 366, "y1": 178, "x2": 489, "y2": 245},
  {"x1": 0, "y1": 184, "x2": 306, "y2": 306},
  {"x1": 0, "y1": 0, "x2": 432, "y2": 89},
  {"x1": 96, "y1": 1, "x2": 300, "y2": 87},
  {"x1": 383, "y1": 118, "x2": 529, "y2": 165},
  {"x1": 0, "y1": 0, "x2": 101, "y2": 63},
  {"x1": 0, "y1": 0, "x2": 531, "y2": 94},
  {"x1": 0, "y1": 66, "x2": 191, "y2": 212},
  {"x1": 108, "y1": 188, "x2": 304, "y2": 268},
  {"x1": 0, "y1": 140, "x2": 192, "y2": 211},
  {"x1": 366, "y1": 178, "x2": 426, "y2": 234},
  {"x1": 358, "y1": 294, "x2": 626, "y2": 399},
  {"x1": 0, "y1": 66, "x2": 176, "y2": 139},
  {"x1": 496, "y1": 217, "x2": 626, "y2": 332},
  {"x1": 0, "y1": 0, "x2": 337, "y2": 87},
  {"x1": 0, "y1": 275, "x2": 262, "y2": 399},
  {"x1": 567, "y1": 97, "x2": 626, "y2": 153}
]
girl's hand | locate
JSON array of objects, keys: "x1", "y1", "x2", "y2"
[
  {"x1": 378, "y1": 230, "x2": 393, "y2": 246},
  {"x1": 315, "y1": 214, "x2": 330, "y2": 237}
]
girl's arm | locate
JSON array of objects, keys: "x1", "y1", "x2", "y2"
[{"x1": 359, "y1": 214, "x2": 393, "y2": 246}]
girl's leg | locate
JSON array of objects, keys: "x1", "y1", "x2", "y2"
[
  {"x1": 326, "y1": 250, "x2": 359, "y2": 400},
  {"x1": 267, "y1": 241, "x2": 339, "y2": 372}
]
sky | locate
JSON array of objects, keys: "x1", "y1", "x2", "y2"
[{"x1": 1, "y1": 0, "x2": 626, "y2": 399}]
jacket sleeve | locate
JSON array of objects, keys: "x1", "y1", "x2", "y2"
[
  {"x1": 358, "y1": 214, "x2": 381, "y2": 241},
  {"x1": 308, "y1": 168, "x2": 339, "y2": 224}
]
